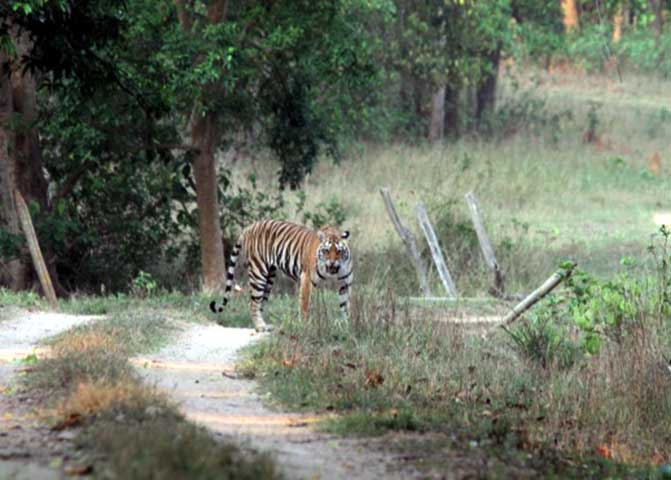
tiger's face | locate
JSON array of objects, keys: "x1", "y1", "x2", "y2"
[{"x1": 317, "y1": 227, "x2": 351, "y2": 276}]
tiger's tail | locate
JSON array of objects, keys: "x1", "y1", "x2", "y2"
[{"x1": 209, "y1": 239, "x2": 243, "y2": 314}]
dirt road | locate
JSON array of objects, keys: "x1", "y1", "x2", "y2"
[{"x1": 136, "y1": 323, "x2": 413, "y2": 480}]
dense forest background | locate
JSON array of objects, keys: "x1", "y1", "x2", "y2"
[{"x1": 1, "y1": 0, "x2": 669, "y2": 296}]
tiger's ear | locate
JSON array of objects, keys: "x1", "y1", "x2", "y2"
[
  {"x1": 341, "y1": 230, "x2": 350, "y2": 240},
  {"x1": 318, "y1": 230, "x2": 326, "y2": 242}
]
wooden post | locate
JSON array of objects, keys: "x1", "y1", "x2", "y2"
[
  {"x1": 464, "y1": 192, "x2": 505, "y2": 296},
  {"x1": 14, "y1": 190, "x2": 58, "y2": 309},
  {"x1": 415, "y1": 202, "x2": 457, "y2": 299},
  {"x1": 500, "y1": 263, "x2": 575, "y2": 326},
  {"x1": 379, "y1": 188, "x2": 432, "y2": 297}
]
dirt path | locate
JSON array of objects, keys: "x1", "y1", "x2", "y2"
[
  {"x1": 0, "y1": 309, "x2": 419, "y2": 479},
  {"x1": 136, "y1": 324, "x2": 416, "y2": 480},
  {"x1": 0, "y1": 307, "x2": 99, "y2": 480}
]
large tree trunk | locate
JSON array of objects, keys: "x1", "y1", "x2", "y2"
[
  {"x1": 561, "y1": 0, "x2": 579, "y2": 32},
  {"x1": 428, "y1": 86, "x2": 445, "y2": 142},
  {"x1": 0, "y1": 57, "x2": 29, "y2": 290},
  {"x1": 191, "y1": 111, "x2": 226, "y2": 293},
  {"x1": 476, "y1": 47, "x2": 501, "y2": 127},
  {"x1": 8, "y1": 32, "x2": 63, "y2": 295}
]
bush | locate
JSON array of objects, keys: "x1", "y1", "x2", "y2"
[
  {"x1": 298, "y1": 193, "x2": 348, "y2": 229},
  {"x1": 505, "y1": 297, "x2": 582, "y2": 369},
  {"x1": 617, "y1": 30, "x2": 671, "y2": 77}
]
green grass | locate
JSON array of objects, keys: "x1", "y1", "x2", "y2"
[{"x1": 0, "y1": 288, "x2": 47, "y2": 310}]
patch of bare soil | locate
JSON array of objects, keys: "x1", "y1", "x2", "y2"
[
  {"x1": 0, "y1": 308, "x2": 98, "y2": 479},
  {"x1": 135, "y1": 324, "x2": 422, "y2": 480}
]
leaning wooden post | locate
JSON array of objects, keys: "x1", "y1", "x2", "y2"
[
  {"x1": 415, "y1": 202, "x2": 458, "y2": 299},
  {"x1": 501, "y1": 262, "x2": 576, "y2": 327},
  {"x1": 379, "y1": 187, "x2": 432, "y2": 297},
  {"x1": 14, "y1": 190, "x2": 58, "y2": 309},
  {"x1": 464, "y1": 192, "x2": 505, "y2": 296}
]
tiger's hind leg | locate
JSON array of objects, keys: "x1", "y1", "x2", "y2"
[{"x1": 249, "y1": 263, "x2": 274, "y2": 332}]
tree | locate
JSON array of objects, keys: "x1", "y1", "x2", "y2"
[
  {"x1": 1, "y1": 0, "x2": 179, "y2": 292},
  {"x1": 562, "y1": 0, "x2": 580, "y2": 32},
  {"x1": 173, "y1": 0, "x2": 227, "y2": 293}
]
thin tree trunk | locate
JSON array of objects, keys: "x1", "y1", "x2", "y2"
[
  {"x1": 476, "y1": 47, "x2": 501, "y2": 127},
  {"x1": 191, "y1": 111, "x2": 226, "y2": 293},
  {"x1": 613, "y1": 2, "x2": 624, "y2": 43},
  {"x1": 561, "y1": 0, "x2": 579, "y2": 33},
  {"x1": 428, "y1": 86, "x2": 445, "y2": 142},
  {"x1": 444, "y1": 82, "x2": 459, "y2": 138},
  {"x1": 648, "y1": 0, "x2": 663, "y2": 46}
]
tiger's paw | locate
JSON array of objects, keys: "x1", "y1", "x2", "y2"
[{"x1": 254, "y1": 324, "x2": 274, "y2": 333}]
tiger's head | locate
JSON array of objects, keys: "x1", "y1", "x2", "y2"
[{"x1": 316, "y1": 226, "x2": 351, "y2": 277}]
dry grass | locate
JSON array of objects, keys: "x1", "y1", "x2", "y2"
[{"x1": 50, "y1": 380, "x2": 161, "y2": 428}]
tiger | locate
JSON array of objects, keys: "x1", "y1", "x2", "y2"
[{"x1": 209, "y1": 220, "x2": 353, "y2": 331}]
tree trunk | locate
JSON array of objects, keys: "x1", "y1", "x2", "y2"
[
  {"x1": 0, "y1": 57, "x2": 29, "y2": 290},
  {"x1": 561, "y1": 0, "x2": 579, "y2": 32},
  {"x1": 648, "y1": 0, "x2": 663, "y2": 45},
  {"x1": 428, "y1": 86, "x2": 445, "y2": 142},
  {"x1": 191, "y1": 111, "x2": 226, "y2": 293},
  {"x1": 613, "y1": 2, "x2": 624, "y2": 43},
  {"x1": 476, "y1": 47, "x2": 501, "y2": 126},
  {"x1": 176, "y1": 0, "x2": 228, "y2": 294},
  {"x1": 8, "y1": 31, "x2": 63, "y2": 295},
  {"x1": 444, "y1": 82, "x2": 460, "y2": 139}
]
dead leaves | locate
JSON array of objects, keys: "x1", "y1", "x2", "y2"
[
  {"x1": 64, "y1": 464, "x2": 93, "y2": 476},
  {"x1": 52, "y1": 412, "x2": 83, "y2": 431},
  {"x1": 364, "y1": 369, "x2": 384, "y2": 389}
]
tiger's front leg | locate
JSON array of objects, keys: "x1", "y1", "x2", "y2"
[
  {"x1": 299, "y1": 271, "x2": 313, "y2": 319},
  {"x1": 338, "y1": 270, "x2": 353, "y2": 320}
]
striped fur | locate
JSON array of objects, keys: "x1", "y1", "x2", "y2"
[{"x1": 209, "y1": 220, "x2": 353, "y2": 331}]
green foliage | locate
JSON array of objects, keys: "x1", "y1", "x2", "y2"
[
  {"x1": 299, "y1": 194, "x2": 348, "y2": 229},
  {"x1": 511, "y1": 227, "x2": 671, "y2": 358},
  {"x1": 566, "y1": 23, "x2": 612, "y2": 72},
  {"x1": 0, "y1": 287, "x2": 45, "y2": 309},
  {"x1": 131, "y1": 271, "x2": 158, "y2": 298},
  {"x1": 0, "y1": 227, "x2": 22, "y2": 262},
  {"x1": 505, "y1": 298, "x2": 582, "y2": 369},
  {"x1": 617, "y1": 30, "x2": 671, "y2": 77}
]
